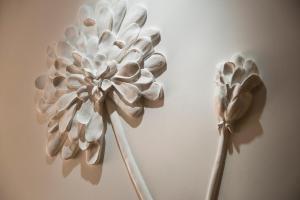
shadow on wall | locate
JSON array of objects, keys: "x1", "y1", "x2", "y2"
[
  {"x1": 228, "y1": 82, "x2": 267, "y2": 154},
  {"x1": 46, "y1": 147, "x2": 105, "y2": 185},
  {"x1": 112, "y1": 93, "x2": 165, "y2": 128},
  {"x1": 43, "y1": 97, "x2": 165, "y2": 185}
]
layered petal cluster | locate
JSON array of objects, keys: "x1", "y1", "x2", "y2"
[
  {"x1": 35, "y1": 0, "x2": 166, "y2": 165},
  {"x1": 215, "y1": 54, "x2": 262, "y2": 133}
]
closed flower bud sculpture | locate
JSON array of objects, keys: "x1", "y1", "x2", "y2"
[
  {"x1": 34, "y1": 1, "x2": 166, "y2": 199},
  {"x1": 206, "y1": 54, "x2": 263, "y2": 200}
]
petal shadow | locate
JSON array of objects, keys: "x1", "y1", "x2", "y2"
[
  {"x1": 228, "y1": 82, "x2": 267, "y2": 154},
  {"x1": 47, "y1": 138, "x2": 106, "y2": 185}
]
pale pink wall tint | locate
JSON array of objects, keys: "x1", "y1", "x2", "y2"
[{"x1": 0, "y1": 0, "x2": 300, "y2": 199}]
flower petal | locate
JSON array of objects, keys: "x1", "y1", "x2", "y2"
[
  {"x1": 240, "y1": 74, "x2": 262, "y2": 93},
  {"x1": 46, "y1": 43, "x2": 56, "y2": 67},
  {"x1": 46, "y1": 130, "x2": 67, "y2": 157},
  {"x1": 42, "y1": 83, "x2": 60, "y2": 104},
  {"x1": 75, "y1": 34, "x2": 88, "y2": 53},
  {"x1": 103, "y1": 60, "x2": 118, "y2": 79},
  {"x1": 107, "y1": 45, "x2": 123, "y2": 60},
  {"x1": 86, "y1": 36, "x2": 99, "y2": 57},
  {"x1": 142, "y1": 81, "x2": 164, "y2": 102},
  {"x1": 99, "y1": 30, "x2": 116, "y2": 49},
  {"x1": 85, "y1": 112, "x2": 106, "y2": 142},
  {"x1": 133, "y1": 37, "x2": 153, "y2": 58},
  {"x1": 48, "y1": 118, "x2": 59, "y2": 134},
  {"x1": 117, "y1": 23, "x2": 140, "y2": 47},
  {"x1": 113, "y1": 62, "x2": 140, "y2": 82},
  {"x1": 101, "y1": 79, "x2": 112, "y2": 92},
  {"x1": 231, "y1": 67, "x2": 245, "y2": 85},
  {"x1": 94, "y1": 54, "x2": 106, "y2": 66},
  {"x1": 54, "y1": 57, "x2": 72, "y2": 73},
  {"x1": 82, "y1": 57, "x2": 97, "y2": 76},
  {"x1": 36, "y1": 98, "x2": 57, "y2": 120},
  {"x1": 95, "y1": 6, "x2": 113, "y2": 35},
  {"x1": 134, "y1": 69, "x2": 154, "y2": 90},
  {"x1": 66, "y1": 74, "x2": 85, "y2": 90},
  {"x1": 86, "y1": 137, "x2": 104, "y2": 165},
  {"x1": 122, "y1": 5, "x2": 147, "y2": 27},
  {"x1": 223, "y1": 62, "x2": 235, "y2": 75},
  {"x1": 215, "y1": 86, "x2": 227, "y2": 119},
  {"x1": 64, "y1": 26, "x2": 79, "y2": 45},
  {"x1": 121, "y1": 49, "x2": 143, "y2": 65},
  {"x1": 222, "y1": 62, "x2": 235, "y2": 84},
  {"x1": 110, "y1": 91, "x2": 144, "y2": 119},
  {"x1": 55, "y1": 92, "x2": 78, "y2": 114},
  {"x1": 93, "y1": 54, "x2": 109, "y2": 77},
  {"x1": 98, "y1": 31, "x2": 119, "y2": 59},
  {"x1": 66, "y1": 64, "x2": 84, "y2": 75},
  {"x1": 225, "y1": 91, "x2": 253, "y2": 122},
  {"x1": 75, "y1": 100, "x2": 94, "y2": 125},
  {"x1": 67, "y1": 121, "x2": 80, "y2": 141},
  {"x1": 140, "y1": 27, "x2": 161, "y2": 46},
  {"x1": 52, "y1": 75, "x2": 65, "y2": 88},
  {"x1": 112, "y1": 0, "x2": 127, "y2": 33},
  {"x1": 76, "y1": 86, "x2": 89, "y2": 101},
  {"x1": 79, "y1": 138, "x2": 90, "y2": 151},
  {"x1": 61, "y1": 139, "x2": 79, "y2": 160},
  {"x1": 231, "y1": 53, "x2": 245, "y2": 68},
  {"x1": 56, "y1": 41, "x2": 73, "y2": 59},
  {"x1": 78, "y1": 5, "x2": 94, "y2": 25},
  {"x1": 244, "y1": 59, "x2": 259, "y2": 75},
  {"x1": 112, "y1": 82, "x2": 140, "y2": 105},
  {"x1": 59, "y1": 103, "x2": 78, "y2": 133},
  {"x1": 35, "y1": 74, "x2": 48, "y2": 90},
  {"x1": 144, "y1": 53, "x2": 167, "y2": 77},
  {"x1": 72, "y1": 51, "x2": 83, "y2": 66},
  {"x1": 83, "y1": 18, "x2": 96, "y2": 27}
]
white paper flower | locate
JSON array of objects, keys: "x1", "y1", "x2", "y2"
[
  {"x1": 35, "y1": 0, "x2": 166, "y2": 165},
  {"x1": 215, "y1": 54, "x2": 262, "y2": 133}
]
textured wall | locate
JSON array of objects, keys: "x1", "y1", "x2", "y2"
[{"x1": 0, "y1": 0, "x2": 299, "y2": 199}]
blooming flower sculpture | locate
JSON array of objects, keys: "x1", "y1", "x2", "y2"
[
  {"x1": 35, "y1": 0, "x2": 166, "y2": 164},
  {"x1": 206, "y1": 54, "x2": 263, "y2": 200},
  {"x1": 215, "y1": 54, "x2": 262, "y2": 134},
  {"x1": 35, "y1": 1, "x2": 166, "y2": 199}
]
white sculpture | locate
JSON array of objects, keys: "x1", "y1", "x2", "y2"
[
  {"x1": 206, "y1": 54, "x2": 263, "y2": 200},
  {"x1": 35, "y1": 1, "x2": 166, "y2": 199}
]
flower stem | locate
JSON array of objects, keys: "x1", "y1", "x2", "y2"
[
  {"x1": 106, "y1": 101, "x2": 154, "y2": 200},
  {"x1": 205, "y1": 128, "x2": 229, "y2": 200}
]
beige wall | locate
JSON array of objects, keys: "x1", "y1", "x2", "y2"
[{"x1": 0, "y1": 0, "x2": 300, "y2": 199}]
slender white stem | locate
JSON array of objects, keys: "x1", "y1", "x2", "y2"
[
  {"x1": 106, "y1": 102, "x2": 154, "y2": 200},
  {"x1": 205, "y1": 128, "x2": 229, "y2": 200}
]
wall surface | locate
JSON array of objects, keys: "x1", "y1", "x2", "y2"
[{"x1": 0, "y1": 0, "x2": 300, "y2": 199}]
